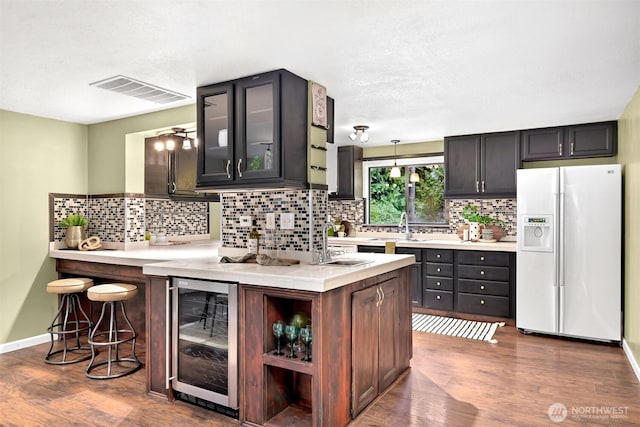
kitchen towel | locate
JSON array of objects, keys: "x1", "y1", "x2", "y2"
[{"x1": 412, "y1": 313, "x2": 504, "y2": 344}]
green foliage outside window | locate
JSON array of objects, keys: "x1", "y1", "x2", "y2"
[{"x1": 368, "y1": 163, "x2": 445, "y2": 224}]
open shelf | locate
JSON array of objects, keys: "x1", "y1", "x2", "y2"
[
  {"x1": 263, "y1": 353, "x2": 313, "y2": 375},
  {"x1": 264, "y1": 366, "x2": 312, "y2": 427}
]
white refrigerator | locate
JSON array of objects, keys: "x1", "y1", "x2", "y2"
[{"x1": 516, "y1": 164, "x2": 621, "y2": 342}]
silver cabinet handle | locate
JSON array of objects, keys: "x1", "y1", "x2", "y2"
[
  {"x1": 237, "y1": 158, "x2": 243, "y2": 177},
  {"x1": 437, "y1": 268, "x2": 441, "y2": 272},
  {"x1": 225, "y1": 159, "x2": 231, "y2": 179},
  {"x1": 480, "y1": 256, "x2": 485, "y2": 261},
  {"x1": 476, "y1": 181, "x2": 479, "y2": 192},
  {"x1": 480, "y1": 300, "x2": 485, "y2": 305},
  {"x1": 436, "y1": 282, "x2": 441, "y2": 286},
  {"x1": 480, "y1": 285, "x2": 485, "y2": 290},
  {"x1": 480, "y1": 270, "x2": 485, "y2": 276},
  {"x1": 376, "y1": 287, "x2": 382, "y2": 307},
  {"x1": 171, "y1": 182, "x2": 176, "y2": 193},
  {"x1": 380, "y1": 287, "x2": 385, "y2": 305},
  {"x1": 436, "y1": 254, "x2": 441, "y2": 259},
  {"x1": 570, "y1": 142, "x2": 575, "y2": 156},
  {"x1": 559, "y1": 142, "x2": 563, "y2": 156},
  {"x1": 436, "y1": 295, "x2": 441, "y2": 300},
  {"x1": 482, "y1": 180, "x2": 485, "y2": 192}
]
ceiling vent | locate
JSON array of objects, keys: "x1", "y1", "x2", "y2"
[{"x1": 89, "y1": 75, "x2": 190, "y2": 104}]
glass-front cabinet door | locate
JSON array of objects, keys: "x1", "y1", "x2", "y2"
[
  {"x1": 197, "y1": 83, "x2": 235, "y2": 185},
  {"x1": 235, "y1": 72, "x2": 280, "y2": 180}
]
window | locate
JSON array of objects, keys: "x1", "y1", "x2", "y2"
[{"x1": 363, "y1": 156, "x2": 446, "y2": 225}]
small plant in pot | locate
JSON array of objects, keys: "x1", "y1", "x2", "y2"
[
  {"x1": 461, "y1": 205, "x2": 504, "y2": 241},
  {"x1": 60, "y1": 213, "x2": 88, "y2": 249}
]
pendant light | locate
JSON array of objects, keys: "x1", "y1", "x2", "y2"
[
  {"x1": 390, "y1": 140, "x2": 401, "y2": 178},
  {"x1": 409, "y1": 166, "x2": 420, "y2": 183}
]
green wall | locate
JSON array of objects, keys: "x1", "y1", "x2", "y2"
[
  {"x1": 0, "y1": 110, "x2": 88, "y2": 343},
  {"x1": 618, "y1": 86, "x2": 640, "y2": 368},
  {"x1": 88, "y1": 105, "x2": 196, "y2": 194}
]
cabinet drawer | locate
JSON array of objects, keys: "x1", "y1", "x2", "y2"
[
  {"x1": 425, "y1": 276, "x2": 453, "y2": 291},
  {"x1": 423, "y1": 290, "x2": 453, "y2": 311},
  {"x1": 357, "y1": 245, "x2": 385, "y2": 254},
  {"x1": 426, "y1": 249, "x2": 453, "y2": 263},
  {"x1": 425, "y1": 262, "x2": 453, "y2": 277},
  {"x1": 457, "y1": 293, "x2": 509, "y2": 317},
  {"x1": 457, "y1": 251, "x2": 509, "y2": 266},
  {"x1": 457, "y1": 279, "x2": 509, "y2": 297},
  {"x1": 458, "y1": 265, "x2": 509, "y2": 281}
]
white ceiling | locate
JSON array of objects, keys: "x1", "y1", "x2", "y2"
[{"x1": 1, "y1": 0, "x2": 639, "y2": 146}]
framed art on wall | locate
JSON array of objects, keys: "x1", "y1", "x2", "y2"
[{"x1": 311, "y1": 82, "x2": 327, "y2": 129}]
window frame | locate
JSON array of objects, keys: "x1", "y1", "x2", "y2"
[{"x1": 363, "y1": 155, "x2": 446, "y2": 226}]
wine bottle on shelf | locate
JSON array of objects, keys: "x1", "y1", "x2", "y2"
[{"x1": 249, "y1": 222, "x2": 261, "y2": 254}]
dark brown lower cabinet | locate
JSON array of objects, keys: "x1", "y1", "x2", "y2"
[
  {"x1": 352, "y1": 277, "x2": 403, "y2": 416},
  {"x1": 240, "y1": 267, "x2": 412, "y2": 426}
]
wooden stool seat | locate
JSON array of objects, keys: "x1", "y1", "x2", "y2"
[
  {"x1": 47, "y1": 277, "x2": 93, "y2": 294},
  {"x1": 44, "y1": 278, "x2": 94, "y2": 365},
  {"x1": 87, "y1": 283, "x2": 137, "y2": 302},
  {"x1": 86, "y1": 283, "x2": 141, "y2": 379}
]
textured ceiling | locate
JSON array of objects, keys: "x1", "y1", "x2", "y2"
[{"x1": 1, "y1": 0, "x2": 639, "y2": 146}]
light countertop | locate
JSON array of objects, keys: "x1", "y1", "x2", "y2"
[
  {"x1": 49, "y1": 240, "x2": 415, "y2": 292},
  {"x1": 328, "y1": 236, "x2": 517, "y2": 252},
  {"x1": 143, "y1": 253, "x2": 415, "y2": 292},
  {"x1": 49, "y1": 239, "x2": 221, "y2": 267}
]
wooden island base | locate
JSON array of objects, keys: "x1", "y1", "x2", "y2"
[{"x1": 240, "y1": 266, "x2": 412, "y2": 427}]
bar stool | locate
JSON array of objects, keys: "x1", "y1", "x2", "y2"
[
  {"x1": 45, "y1": 277, "x2": 94, "y2": 365},
  {"x1": 86, "y1": 283, "x2": 142, "y2": 379}
]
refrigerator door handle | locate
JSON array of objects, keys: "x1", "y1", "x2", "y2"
[{"x1": 558, "y1": 169, "x2": 565, "y2": 334}]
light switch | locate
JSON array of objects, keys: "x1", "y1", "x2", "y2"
[
  {"x1": 240, "y1": 215, "x2": 252, "y2": 227},
  {"x1": 266, "y1": 213, "x2": 276, "y2": 229},
  {"x1": 280, "y1": 213, "x2": 295, "y2": 229}
]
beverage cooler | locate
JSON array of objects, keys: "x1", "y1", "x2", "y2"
[{"x1": 171, "y1": 278, "x2": 238, "y2": 413}]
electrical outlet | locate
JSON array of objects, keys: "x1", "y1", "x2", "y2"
[
  {"x1": 240, "y1": 215, "x2": 252, "y2": 227},
  {"x1": 266, "y1": 213, "x2": 276, "y2": 229},
  {"x1": 280, "y1": 213, "x2": 295, "y2": 230}
]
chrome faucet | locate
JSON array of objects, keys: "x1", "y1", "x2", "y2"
[
  {"x1": 320, "y1": 222, "x2": 334, "y2": 263},
  {"x1": 399, "y1": 211, "x2": 410, "y2": 239}
]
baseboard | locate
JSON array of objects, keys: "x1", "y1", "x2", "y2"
[
  {"x1": 0, "y1": 333, "x2": 49, "y2": 354},
  {"x1": 622, "y1": 338, "x2": 640, "y2": 383}
]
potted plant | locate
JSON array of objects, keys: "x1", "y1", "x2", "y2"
[
  {"x1": 460, "y1": 205, "x2": 503, "y2": 241},
  {"x1": 60, "y1": 213, "x2": 88, "y2": 249}
]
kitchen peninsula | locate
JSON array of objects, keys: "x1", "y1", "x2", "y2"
[{"x1": 49, "y1": 242, "x2": 414, "y2": 426}]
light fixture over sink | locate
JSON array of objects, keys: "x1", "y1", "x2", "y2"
[{"x1": 390, "y1": 139, "x2": 401, "y2": 178}]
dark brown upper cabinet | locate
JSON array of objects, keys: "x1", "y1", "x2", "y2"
[
  {"x1": 196, "y1": 69, "x2": 309, "y2": 190},
  {"x1": 521, "y1": 121, "x2": 617, "y2": 161},
  {"x1": 330, "y1": 145, "x2": 363, "y2": 200},
  {"x1": 144, "y1": 137, "x2": 218, "y2": 201},
  {"x1": 327, "y1": 96, "x2": 335, "y2": 144},
  {"x1": 444, "y1": 131, "x2": 520, "y2": 198}
]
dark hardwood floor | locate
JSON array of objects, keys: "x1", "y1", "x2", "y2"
[{"x1": 1, "y1": 326, "x2": 638, "y2": 426}]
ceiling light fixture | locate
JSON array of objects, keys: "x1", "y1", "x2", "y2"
[
  {"x1": 155, "y1": 127, "x2": 196, "y2": 151},
  {"x1": 409, "y1": 171, "x2": 420, "y2": 182},
  {"x1": 390, "y1": 139, "x2": 401, "y2": 178},
  {"x1": 349, "y1": 125, "x2": 369, "y2": 143}
]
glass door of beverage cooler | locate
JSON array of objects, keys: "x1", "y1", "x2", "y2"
[{"x1": 172, "y1": 278, "x2": 238, "y2": 409}]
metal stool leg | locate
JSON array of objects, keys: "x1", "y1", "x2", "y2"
[
  {"x1": 45, "y1": 293, "x2": 93, "y2": 365},
  {"x1": 86, "y1": 300, "x2": 141, "y2": 379}
]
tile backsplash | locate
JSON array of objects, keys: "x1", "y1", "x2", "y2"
[
  {"x1": 220, "y1": 189, "x2": 327, "y2": 252},
  {"x1": 51, "y1": 194, "x2": 209, "y2": 245}
]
